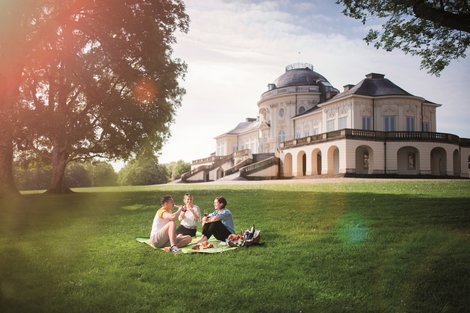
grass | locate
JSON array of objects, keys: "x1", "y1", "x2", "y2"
[{"x1": 1, "y1": 180, "x2": 469, "y2": 313}]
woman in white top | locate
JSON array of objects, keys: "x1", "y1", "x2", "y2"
[{"x1": 176, "y1": 193, "x2": 201, "y2": 237}]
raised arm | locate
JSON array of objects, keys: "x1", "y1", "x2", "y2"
[{"x1": 162, "y1": 206, "x2": 183, "y2": 221}]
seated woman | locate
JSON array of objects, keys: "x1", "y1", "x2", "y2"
[
  {"x1": 198, "y1": 196, "x2": 235, "y2": 243},
  {"x1": 176, "y1": 193, "x2": 200, "y2": 237}
]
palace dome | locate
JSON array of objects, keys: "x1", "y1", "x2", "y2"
[{"x1": 271, "y1": 63, "x2": 331, "y2": 89}]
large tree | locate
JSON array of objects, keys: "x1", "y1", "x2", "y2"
[
  {"x1": 16, "y1": 0, "x2": 188, "y2": 193},
  {"x1": 337, "y1": 0, "x2": 470, "y2": 75}
]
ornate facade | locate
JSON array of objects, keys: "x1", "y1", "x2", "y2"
[{"x1": 184, "y1": 63, "x2": 469, "y2": 182}]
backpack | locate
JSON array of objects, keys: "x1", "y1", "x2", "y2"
[{"x1": 227, "y1": 225, "x2": 261, "y2": 247}]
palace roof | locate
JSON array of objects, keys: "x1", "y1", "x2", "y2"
[
  {"x1": 215, "y1": 118, "x2": 259, "y2": 138},
  {"x1": 332, "y1": 73, "x2": 413, "y2": 100}
]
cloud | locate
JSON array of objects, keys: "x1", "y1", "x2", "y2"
[{"x1": 158, "y1": 0, "x2": 470, "y2": 164}]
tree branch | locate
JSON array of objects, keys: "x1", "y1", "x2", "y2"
[{"x1": 412, "y1": 0, "x2": 470, "y2": 33}]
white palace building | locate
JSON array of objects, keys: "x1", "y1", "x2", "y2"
[{"x1": 182, "y1": 63, "x2": 470, "y2": 182}]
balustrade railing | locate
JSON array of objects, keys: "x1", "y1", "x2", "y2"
[
  {"x1": 281, "y1": 129, "x2": 466, "y2": 149},
  {"x1": 260, "y1": 85, "x2": 320, "y2": 100},
  {"x1": 182, "y1": 154, "x2": 233, "y2": 181},
  {"x1": 240, "y1": 156, "x2": 279, "y2": 177},
  {"x1": 233, "y1": 149, "x2": 251, "y2": 158},
  {"x1": 224, "y1": 158, "x2": 253, "y2": 176},
  {"x1": 192, "y1": 155, "x2": 226, "y2": 165}
]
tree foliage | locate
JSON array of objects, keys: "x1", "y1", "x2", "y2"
[
  {"x1": 337, "y1": 0, "x2": 470, "y2": 75},
  {"x1": 2, "y1": 0, "x2": 188, "y2": 195},
  {"x1": 118, "y1": 157, "x2": 168, "y2": 186},
  {"x1": 89, "y1": 162, "x2": 118, "y2": 187},
  {"x1": 64, "y1": 163, "x2": 92, "y2": 188},
  {"x1": 14, "y1": 161, "x2": 52, "y2": 191},
  {"x1": 165, "y1": 160, "x2": 191, "y2": 181}
]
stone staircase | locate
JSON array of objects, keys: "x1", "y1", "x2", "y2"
[
  {"x1": 180, "y1": 152, "x2": 279, "y2": 182},
  {"x1": 180, "y1": 154, "x2": 233, "y2": 182}
]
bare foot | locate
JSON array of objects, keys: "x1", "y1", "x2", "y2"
[{"x1": 196, "y1": 235, "x2": 208, "y2": 244}]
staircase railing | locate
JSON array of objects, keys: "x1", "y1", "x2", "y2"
[
  {"x1": 181, "y1": 154, "x2": 234, "y2": 182},
  {"x1": 239, "y1": 156, "x2": 279, "y2": 178},
  {"x1": 224, "y1": 158, "x2": 253, "y2": 176}
]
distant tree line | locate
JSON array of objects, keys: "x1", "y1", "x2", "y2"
[{"x1": 13, "y1": 158, "x2": 191, "y2": 190}]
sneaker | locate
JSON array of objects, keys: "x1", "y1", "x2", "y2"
[{"x1": 170, "y1": 245, "x2": 181, "y2": 254}]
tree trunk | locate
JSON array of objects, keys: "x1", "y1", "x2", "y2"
[
  {"x1": 46, "y1": 144, "x2": 72, "y2": 194},
  {"x1": 0, "y1": 132, "x2": 18, "y2": 198},
  {"x1": 0, "y1": 67, "x2": 21, "y2": 198}
]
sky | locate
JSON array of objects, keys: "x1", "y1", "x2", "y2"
[{"x1": 145, "y1": 0, "x2": 470, "y2": 167}]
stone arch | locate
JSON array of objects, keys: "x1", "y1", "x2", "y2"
[
  {"x1": 431, "y1": 147, "x2": 447, "y2": 176},
  {"x1": 327, "y1": 146, "x2": 340, "y2": 176},
  {"x1": 397, "y1": 146, "x2": 420, "y2": 175},
  {"x1": 453, "y1": 149, "x2": 460, "y2": 177},
  {"x1": 355, "y1": 145, "x2": 374, "y2": 174},
  {"x1": 283, "y1": 153, "x2": 293, "y2": 177},
  {"x1": 311, "y1": 148, "x2": 322, "y2": 175},
  {"x1": 297, "y1": 151, "x2": 306, "y2": 176},
  {"x1": 216, "y1": 167, "x2": 224, "y2": 180},
  {"x1": 467, "y1": 154, "x2": 470, "y2": 177}
]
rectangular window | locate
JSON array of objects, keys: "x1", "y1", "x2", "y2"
[
  {"x1": 406, "y1": 116, "x2": 415, "y2": 131},
  {"x1": 362, "y1": 116, "x2": 372, "y2": 130},
  {"x1": 338, "y1": 116, "x2": 347, "y2": 129},
  {"x1": 327, "y1": 119, "x2": 335, "y2": 132},
  {"x1": 384, "y1": 116, "x2": 396, "y2": 131},
  {"x1": 217, "y1": 143, "x2": 225, "y2": 156},
  {"x1": 423, "y1": 122, "x2": 430, "y2": 132}
]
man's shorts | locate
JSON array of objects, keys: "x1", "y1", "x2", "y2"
[{"x1": 151, "y1": 228, "x2": 182, "y2": 248}]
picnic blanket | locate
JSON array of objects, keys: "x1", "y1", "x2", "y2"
[{"x1": 136, "y1": 233, "x2": 237, "y2": 254}]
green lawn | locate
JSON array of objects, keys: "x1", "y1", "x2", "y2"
[{"x1": 1, "y1": 180, "x2": 469, "y2": 313}]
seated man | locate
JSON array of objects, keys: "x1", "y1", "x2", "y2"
[{"x1": 150, "y1": 195, "x2": 192, "y2": 253}]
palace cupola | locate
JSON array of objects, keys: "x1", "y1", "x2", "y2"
[{"x1": 261, "y1": 63, "x2": 339, "y2": 103}]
